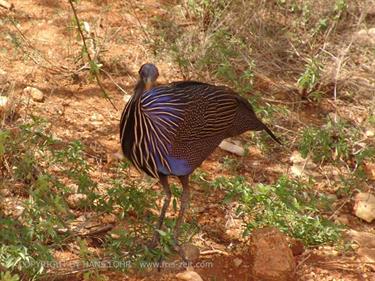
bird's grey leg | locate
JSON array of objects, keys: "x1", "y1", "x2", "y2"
[
  {"x1": 151, "y1": 174, "x2": 172, "y2": 246},
  {"x1": 174, "y1": 175, "x2": 190, "y2": 242}
]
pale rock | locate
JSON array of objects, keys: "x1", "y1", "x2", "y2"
[
  {"x1": 233, "y1": 257, "x2": 243, "y2": 267},
  {"x1": 0, "y1": 96, "x2": 8, "y2": 108},
  {"x1": 67, "y1": 193, "x2": 88, "y2": 209},
  {"x1": 365, "y1": 129, "x2": 375, "y2": 137},
  {"x1": 176, "y1": 270, "x2": 203, "y2": 281},
  {"x1": 290, "y1": 150, "x2": 316, "y2": 177},
  {"x1": 318, "y1": 245, "x2": 339, "y2": 257},
  {"x1": 219, "y1": 139, "x2": 245, "y2": 156},
  {"x1": 111, "y1": 233, "x2": 121, "y2": 239},
  {"x1": 355, "y1": 28, "x2": 375, "y2": 45},
  {"x1": 353, "y1": 192, "x2": 375, "y2": 223},
  {"x1": 180, "y1": 243, "x2": 200, "y2": 262},
  {"x1": 363, "y1": 162, "x2": 375, "y2": 180},
  {"x1": 249, "y1": 227, "x2": 296, "y2": 281},
  {"x1": 123, "y1": 94, "x2": 132, "y2": 103},
  {"x1": 90, "y1": 113, "x2": 104, "y2": 122},
  {"x1": 358, "y1": 248, "x2": 375, "y2": 263},
  {"x1": 290, "y1": 150, "x2": 306, "y2": 163},
  {"x1": 347, "y1": 230, "x2": 375, "y2": 263},
  {"x1": 14, "y1": 205, "x2": 25, "y2": 217},
  {"x1": 57, "y1": 228, "x2": 68, "y2": 234},
  {"x1": 0, "y1": 0, "x2": 14, "y2": 10},
  {"x1": 82, "y1": 21, "x2": 91, "y2": 34},
  {"x1": 347, "y1": 229, "x2": 375, "y2": 249},
  {"x1": 24, "y1": 86, "x2": 44, "y2": 102}
]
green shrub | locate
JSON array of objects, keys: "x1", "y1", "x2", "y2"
[
  {"x1": 299, "y1": 119, "x2": 375, "y2": 169},
  {"x1": 212, "y1": 176, "x2": 342, "y2": 245},
  {"x1": 0, "y1": 119, "x2": 161, "y2": 278}
]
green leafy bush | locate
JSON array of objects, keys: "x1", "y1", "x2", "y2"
[
  {"x1": 212, "y1": 176, "x2": 342, "y2": 245},
  {"x1": 0, "y1": 119, "x2": 160, "y2": 278},
  {"x1": 299, "y1": 119, "x2": 375, "y2": 170}
]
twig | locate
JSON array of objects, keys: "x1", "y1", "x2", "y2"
[
  {"x1": 328, "y1": 195, "x2": 353, "y2": 220},
  {"x1": 296, "y1": 253, "x2": 312, "y2": 270},
  {"x1": 273, "y1": 124, "x2": 295, "y2": 133},
  {"x1": 100, "y1": 68, "x2": 129, "y2": 95},
  {"x1": 0, "y1": 0, "x2": 13, "y2": 10},
  {"x1": 127, "y1": 0, "x2": 153, "y2": 43},
  {"x1": 262, "y1": 97, "x2": 309, "y2": 105},
  {"x1": 68, "y1": 0, "x2": 118, "y2": 111},
  {"x1": 200, "y1": 249, "x2": 229, "y2": 256},
  {"x1": 80, "y1": 224, "x2": 114, "y2": 237}
]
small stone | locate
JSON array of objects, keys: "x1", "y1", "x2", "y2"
[
  {"x1": 101, "y1": 213, "x2": 116, "y2": 224},
  {"x1": 123, "y1": 94, "x2": 132, "y2": 103},
  {"x1": 67, "y1": 193, "x2": 88, "y2": 209},
  {"x1": 290, "y1": 150, "x2": 305, "y2": 163},
  {"x1": 219, "y1": 139, "x2": 245, "y2": 156},
  {"x1": 363, "y1": 162, "x2": 375, "y2": 180},
  {"x1": 23, "y1": 86, "x2": 44, "y2": 102},
  {"x1": 180, "y1": 243, "x2": 200, "y2": 262},
  {"x1": 0, "y1": 96, "x2": 8, "y2": 108},
  {"x1": 366, "y1": 130, "x2": 375, "y2": 137},
  {"x1": 111, "y1": 233, "x2": 121, "y2": 239},
  {"x1": 176, "y1": 270, "x2": 203, "y2": 281},
  {"x1": 233, "y1": 257, "x2": 243, "y2": 267},
  {"x1": 347, "y1": 229, "x2": 375, "y2": 249},
  {"x1": 82, "y1": 21, "x2": 91, "y2": 33},
  {"x1": 249, "y1": 227, "x2": 296, "y2": 281},
  {"x1": 14, "y1": 205, "x2": 25, "y2": 217},
  {"x1": 353, "y1": 192, "x2": 375, "y2": 223},
  {"x1": 90, "y1": 113, "x2": 104, "y2": 122},
  {"x1": 0, "y1": 0, "x2": 14, "y2": 10},
  {"x1": 358, "y1": 248, "x2": 375, "y2": 263},
  {"x1": 355, "y1": 28, "x2": 375, "y2": 45},
  {"x1": 290, "y1": 151, "x2": 317, "y2": 177}
]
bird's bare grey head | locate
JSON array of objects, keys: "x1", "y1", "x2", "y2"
[{"x1": 139, "y1": 63, "x2": 159, "y2": 90}]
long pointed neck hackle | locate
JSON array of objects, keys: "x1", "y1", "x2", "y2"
[{"x1": 134, "y1": 79, "x2": 146, "y2": 99}]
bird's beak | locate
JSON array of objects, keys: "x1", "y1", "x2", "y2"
[{"x1": 145, "y1": 77, "x2": 154, "y2": 91}]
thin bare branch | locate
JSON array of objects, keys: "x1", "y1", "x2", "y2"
[{"x1": 68, "y1": 0, "x2": 118, "y2": 111}]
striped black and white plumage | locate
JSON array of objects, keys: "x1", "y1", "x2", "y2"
[{"x1": 119, "y1": 63, "x2": 280, "y2": 247}]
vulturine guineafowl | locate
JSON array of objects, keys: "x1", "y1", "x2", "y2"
[{"x1": 120, "y1": 63, "x2": 281, "y2": 245}]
